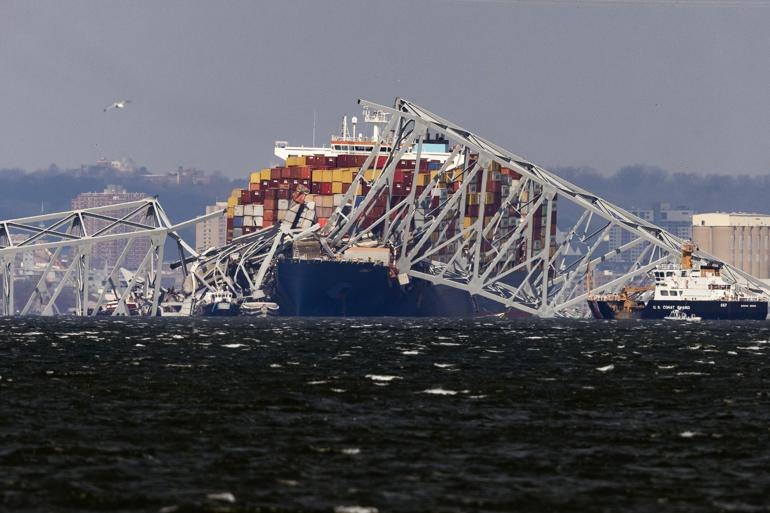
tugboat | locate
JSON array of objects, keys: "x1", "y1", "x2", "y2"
[{"x1": 587, "y1": 243, "x2": 769, "y2": 320}]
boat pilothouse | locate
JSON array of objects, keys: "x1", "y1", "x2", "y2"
[{"x1": 588, "y1": 243, "x2": 769, "y2": 320}]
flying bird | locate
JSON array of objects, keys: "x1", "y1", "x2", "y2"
[{"x1": 104, "y1": 99, "x2": 132, "y2": 112}]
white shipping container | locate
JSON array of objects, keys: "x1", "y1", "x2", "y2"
[
  {"x1": 254, "y1": 204, "x2": 264, "y2": 216},
  {"x1": 333, "y1": 194, "x2": 344, "y2": 207},
  {"x1": 244, "y1": 204, "x2": 254, "y2": 216},
  {"x1": 254, "y1": 216, "x2": 264, "y2": 226},
  {"x1": 243, "y1": 215, "x2": 254, "y2": 227},
  {"x1": 278, "y1": 199, "x2": 289, "y2": 210},
  {"x1": 234, "y1": 205, "x2": 244, "y2": 217}
]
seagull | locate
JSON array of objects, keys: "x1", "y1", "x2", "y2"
[{"x1": 104, "y1": 99, "x2": 132, "y2": 112}]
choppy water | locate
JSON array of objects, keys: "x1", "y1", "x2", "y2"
[{"x1": 1, "y1": 317, "x2": 770, "y2": 512}]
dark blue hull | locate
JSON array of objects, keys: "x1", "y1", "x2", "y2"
[
  {"x1": 274, "y1": 259, "x2": 483, "y2": 317},
  {"x1": 588, "y1": 299, "x2": 768, "y2": 320}
]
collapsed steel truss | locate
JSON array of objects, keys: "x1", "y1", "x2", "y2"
[
  {"x1": 0, "y1": 199, "x2": 218, "y2": 316},
  {"x1": 4, "y1": 98, "x2": 768, "y2": 318},
  {"x1": 318, "y1": 98, "x2": 770, "y2": 316}
]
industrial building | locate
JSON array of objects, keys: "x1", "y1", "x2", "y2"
[
  {"x1": 692, "y1": 213, "x2": 770, "y2": 279},
  {"x1": 71, "y1": 185, "x2": 149, "y2": 268},
  {"x1": 195, "y1": 202, "x2": 228, "y2": 253},
  {"x1": 608, "y1": 203, "x2": 693, "y2": 264}
]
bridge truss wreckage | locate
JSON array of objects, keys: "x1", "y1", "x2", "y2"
[
  {"x1": 0, "y1": 199, "x2": 218, "y2": 316},
  {"x1": 183, "y1": 98, "x2": 770, "y2": 318},
  {"x1": 3, "y1": 98, "x2": 769, "y2": 317}
]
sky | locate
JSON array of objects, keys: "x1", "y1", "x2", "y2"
[{"x1": 1, "y1": 0, "x2": 769, "y2": 177}]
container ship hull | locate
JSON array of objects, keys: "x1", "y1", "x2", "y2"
[
  {"x1": 588, "y1": 299, "x2": 768, "y2": 320},
  {"x1": 274, "y1": 259, "x2": 482, "y2": 317}
]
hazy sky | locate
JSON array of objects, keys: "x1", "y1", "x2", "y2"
[{"x1": 1, "y1": 0, "x2": 769, "y2": 177}]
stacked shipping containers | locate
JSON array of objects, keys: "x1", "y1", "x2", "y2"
[{"x1": 226, "y1": 155, "x2": 555, "y2": 256}]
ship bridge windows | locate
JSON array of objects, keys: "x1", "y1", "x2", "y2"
[{"x1": 661, "y1": 290, "x2": 669, "y2": 296}]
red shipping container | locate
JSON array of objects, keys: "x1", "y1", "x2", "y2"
[
  {"x1": 393, "y1": 170, "x2": 404, "y2": 183},
  {"x1": 251, "y1": 190, "x2": 262, "y2": 202},
  {"x1": 248, "y1": 182, "x2": 260, "y2": 191},
  {"x1": 276, "y1": 188, "x2": 290, "y2": 200},
  {"x1": 240, "y1": 190, "x2": 251, "y2": 204},
  {"x1": 264, "y1": 210, "x2": 275, "y2": 222},
  {"x1": 260, "y1": 180, "x2": 270, "y2": 189},
  {"x1": 297, "y1": 166, "x2": 311, "y2": 179},
  {"x1": 320, "y1": 183, "x2": 332, "y2": 195},
  {"x1": 226, "y1": 218, "x2": 234, "y2": 229},
  {"x1": 311, "y1": 182, "x2": 322, "y2": 194},
  {"x1": 264, "y1": 198, "x2": 276, "y2": 210},
  {"x1": 270, "y1": 168, "x2": 281, "y2": 180}
]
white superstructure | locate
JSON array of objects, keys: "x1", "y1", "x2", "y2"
[{"x1": 274, "y1": 106, "x2": 461, "y2": 165}]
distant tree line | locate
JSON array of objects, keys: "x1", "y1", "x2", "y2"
[
  {"x1": 0, "y1": 164, "x2": 241, "y2": 225},
  {"x1": 2, "y1": 163, "x2": 767, "y2": 235},
  {"x1": 552, "y1": 165, "x2": 770, "y2": 230}
]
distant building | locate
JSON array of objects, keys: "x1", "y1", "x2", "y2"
[
  {"x1": 141, "y1": 167, "x2": 216, "y2": 187},
  {"x1": 608, "y1": 208, "x2": 653, "y2": 264},
  {"x1": 654, "y1": 203, "x2": 694, "y2": 242},
  {"x1": 71, "y1": 185, "x2": 149, "y2": 269},
  {"x1": 692, "y1": 212, "x2": 770, "y2": 279},
  {"x1": 94, "y1": 158, "x2": 135, "y2": 173},
  {"x1": 195, "y1": 202, "x2": 228, "y2": 253},
  {"x1": 608, "y1": 203, "x2": 694, "y2": 264}
]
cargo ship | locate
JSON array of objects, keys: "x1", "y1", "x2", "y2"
[
  {"x1": 587, "y1": 245, "x2": 769, "y2": 320},
  {"x1": 223, "y1": 108, "x2": 555, "y2": 316}
]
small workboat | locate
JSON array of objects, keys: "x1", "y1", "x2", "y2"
[{"x1": 665, "y1": 310, "x2": 702, "y2": 322}]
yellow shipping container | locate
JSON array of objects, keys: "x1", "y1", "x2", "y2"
[
  {"x1": 341, "y1": 170, "x2": 354, "y2": 183},
  {"x1": 364, "y1": 169, "x2": 374, "y2": 181},
  {"x1": 322, "y1": 170, "x2": 333, "y2": 182},
  {"x1": 227, "y1": 206, "x2": 235, "y2": 217},
  {"x1": 260, "y1": 168, "x2": 271, "y2": 181},
  {"x1": 467, "y1": 193, "x2": 479, "y2": 206},
  {"x1": 286, "y1": 156, "x2": 305, "y2": 167},
  {"x1": 332, "y1": 182, "x2": 343, "y2": 194},
  {"x1": 417, "y1": 174, "x2": 430, "y2": 186},
  {"x1": 332, "y1": 169, "x2": 343, "y2": 182},
  {"x1": 312, "y1": 169, "x2": 324, "y2": 182},
  {"x1": 250, "y1": 171, "x2": 261, "y2": 183},
  {"x1": 463, "y1": 216, "x2": 474, "y2": 229},
  {"x1": 355, "y1": 183, "x2": 363, "y2": 195}
]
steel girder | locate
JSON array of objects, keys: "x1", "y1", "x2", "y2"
[
  {"x1": 0, "y1": 199, "x2": 220, "y2": 316},
  {"x1": 318, "y1": 98, "x2": 770, "y2": 317}
]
